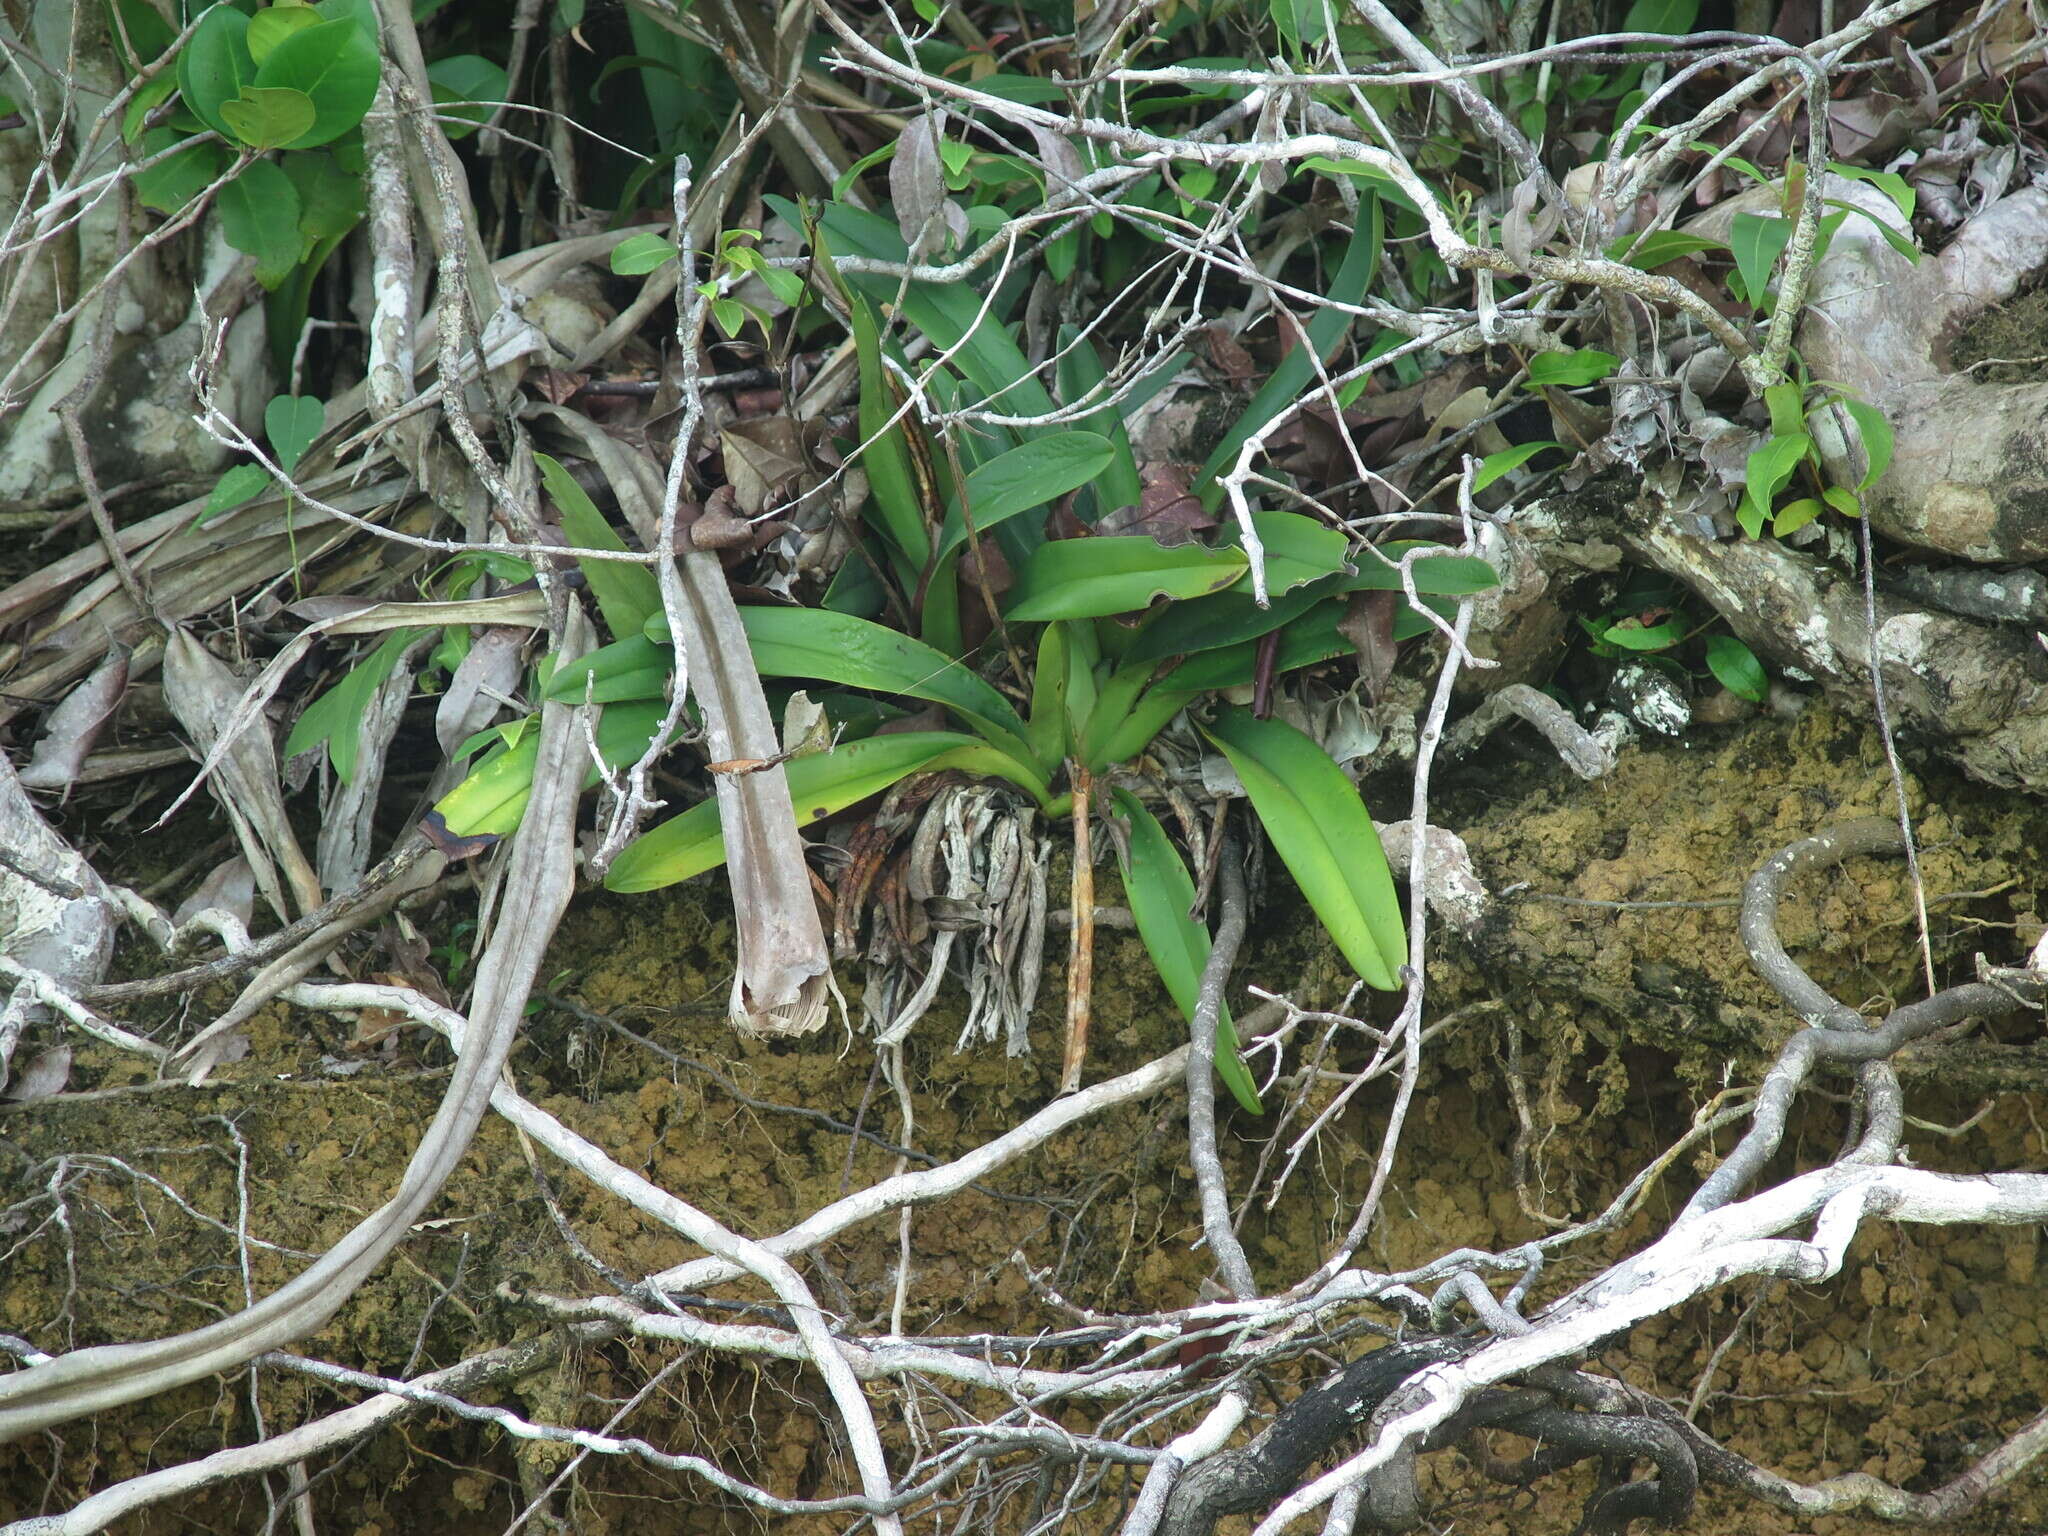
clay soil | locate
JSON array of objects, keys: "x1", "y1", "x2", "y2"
[{"x1": 3, "y1": 699, "x2": 2046, "y2": 1533}]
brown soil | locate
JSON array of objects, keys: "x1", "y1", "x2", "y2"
[{"x1": 3, "y1": 700, "x2": 2046, "y2": 1533}]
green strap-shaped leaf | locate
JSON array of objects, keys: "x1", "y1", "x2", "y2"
[
  {"x1": 544, "y1": 634, "x2": 672, "y2": 704},
  {"x1": 604, "y1": 731, "x2": 980, "y2": 892},
  {"x1": 1111, "y1": 789, "x2": 1262, "y2": 1114},
  {"x1": 1162, "y1": 596, "x2": 1448, "y2": 692},
  {"x1": 1025, "y1": 621, "x2": 1070, "y2": 769},
  {"x1": 737, "y1": 606, "x2": 1042, "y2": 776},
  {"x1": 1005, "y1": 537, "x2": 1249, "y2": 621},
  {"x1": 846, "y1": 287, "x2": 930, "y2": 572},
  {"x1": 535, "y1": 451, "x2": 661, "y2": 640},
  {"x1": 1055, "y1": 326, "x2": 1143, "y2": 517},
  {"x1": 803, "y1": 197, "x2": 1057, "y2": 418},
  {"x1": 1077, "y1": 658, "x2": 1160, "y2": 770},
  {"x1": 1202, "y1": 707, "x2": 1405, "y2": 990},
  {"x1": 937, "y1": 433, "x2": 1115, "y2": 560},
  {"x1": 1125, "y1": 539, "x2": 1494, "y2": 665}
]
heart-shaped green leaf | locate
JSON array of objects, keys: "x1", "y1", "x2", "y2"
[{"x1": 264, "y1": 392, "x2": 326, "y2": 475}]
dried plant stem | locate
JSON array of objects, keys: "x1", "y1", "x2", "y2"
[{"x1": 1060, "y1": 763, "x2": 1097, "y2": 1095}]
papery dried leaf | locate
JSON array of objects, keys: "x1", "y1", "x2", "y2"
[
  {"x1": 18, "y1": 645, "x2": 130, "y2": 794},
  {"x1": 172, "y1": 856, "x2": 257, "y2": 929},
  {"x1": 1097, "y1": 462, "x2": 1212, "y2": 544},
  {"x1": 533, "y1": 407, "x2": 833, "y2": 1033},
  {"x1": 1201, "y1": 327, "x2": 1256, "y2": 387},
  {"x1": 318, "y1": 655, "x2": 413, "y2": 895},
  {"x1": 162, "y1": 628, "x2": 323, "y2": 921},
  {"x1": 435, "y1": 625, "x2": 527, "y2": 761},
  {"x1": 3, "y1": 1045, "x2": 71, "y2": 1102},
  {"x1": 1501, "y1": 170, "x2": 1560, "y2": 266},
  {"x1": 1027, "y1": 123, "x2": 1088, "y2": 194},
  {"x1": 721, "y1": 417, "x2": 808, "y2": 518},
  {"x1": 890, "y1": 112, "x2": 951, "y2": 255},
  {"x1": 1339, "y1": 589, "x2": 1401, "y2": 703},
  {"x1": 0, "y1": 753, "x2": 115, "y2": 993}
]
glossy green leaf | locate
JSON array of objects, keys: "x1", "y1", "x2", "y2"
[
  {"x1": 283, "y1": 149, "x2": 365, "y2": 247},
  {"x1": 425, "y1": 53, "x2": 507, "y2": 139},
  {"x1": 1077, "y1": 658, "x2": 1159, "y2": 770},
  {"x1": 1770, "y1": 497, "x2": 1824, "y2": 537},
  {"x1": 1764, "y1": 382, "x2": 1804, "y2": 440},
  {"x1": 1163, "y1": 597, "x2": 1447, "y2": 692},
  {"x1": 218, "y1": 161, "x2": 305, "y2": 288},
  {"x1": 1202, "y1": 707, "x2": 1404, "y2": 990},
  {"x1": 1601, "y1": 615, "x2": 1684, "y2": 651},
  {"x1": 1005, "y1": 537, "x2": 1249, "y2": 621},
  {"x1": 287, "y1": 628, "x2": 419, "y2": 783},
  {"x1": 202, "y1": 463, "x2": 272, "y2": 524},
  {"x1": 1473, "y1": 440, "x2": 1565, "y2": 489},
  {"x1": 1526, "y1": 348, "x2": 1620, "y2": 387},
  {"x1": 1739, "y1": 431, "x2": 1811, "y2": 534},
  {"x1": 176, "y1": 5, "x2": 258, "y2": 142},
  {"x1": 1025, "y1": 621, "x2": 1070, "y2": 769},
  {"x1": 1198, "y1": 201, "x2": 1380, "y2": 503},
  {"x1": 534, "y1": 452, "x2": 661, "y2": 640},
  {"x1": 264, "y1": 392, "x2": 325, "y2": 474},
  {"x1": 1236, "y1": 511, "x2": 1352, "y2": 595},
  {"x1": 1729, "y1": 211, "x2": 1793, "y2": 308},
  {"x1": 611, "y1": 231, "x2": 679, "y2": 275},
  {"x1": 250, "y1": 16, "x2": 379, "y2": 148},
  {"x1": 431, "y1": 702, "x2": 680, "y2": 840},
  {"x1": 1605, "y1": 230, "x2": 1726, "y2": 269},
  {"x1": 605, "y1": 732, "x2": 978, "y2": 892},
  {"x1": 1111, "y1": 790, "x2": 1262, "y2": 1113},
  {"x1": 1704, "y1": 635, "x2": 1767, "y2": 702},
  {"x1": 1055, "y1": 325, "x2": 1143, "y2": 517},
  {"x1": 807, "y1": 198, "x2": 1056, "y2": 419},
  {"x1": 1123, "y1": 538, "x2": 1490, "y2": 665},
  {"x1": 1840, "y1": 398, "x2": 1893, "y2": 490},
  {"x1": 246, "y1": 5, "x2": 322, "y2": 64},
  {"x1": 1092, "y1": 684, "x2": 1194, "y2": 767},
  {"x1": 219, "y1": 85, "x2": 316, "y2": 147},
  {"x1": 941, "y1": 432, "x2": 1114, "y2": 557},
  {"x1": 134, "y1": 129, "x2": 230, "y2": 213},
  {"x1": 738, "y1": 606, "x2": 1040, "y2": 772},
  {"x1": 844, "y1": 288, "x2": 929, "y2": 572},
  {"x1": 544, "y1": 635, "x2": 673, "y2": 704}
]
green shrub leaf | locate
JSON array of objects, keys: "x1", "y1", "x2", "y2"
[
  {"x1": 1704, "y1": 635, "x2": 1767, "y2": 702},
  {"x1": 250, "y1": 15, "x2": 379, "y2": 148}
]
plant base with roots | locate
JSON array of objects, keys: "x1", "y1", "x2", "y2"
[{"x1": 5, "y1": 701, "x2": 2047, "y2": 1534}]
